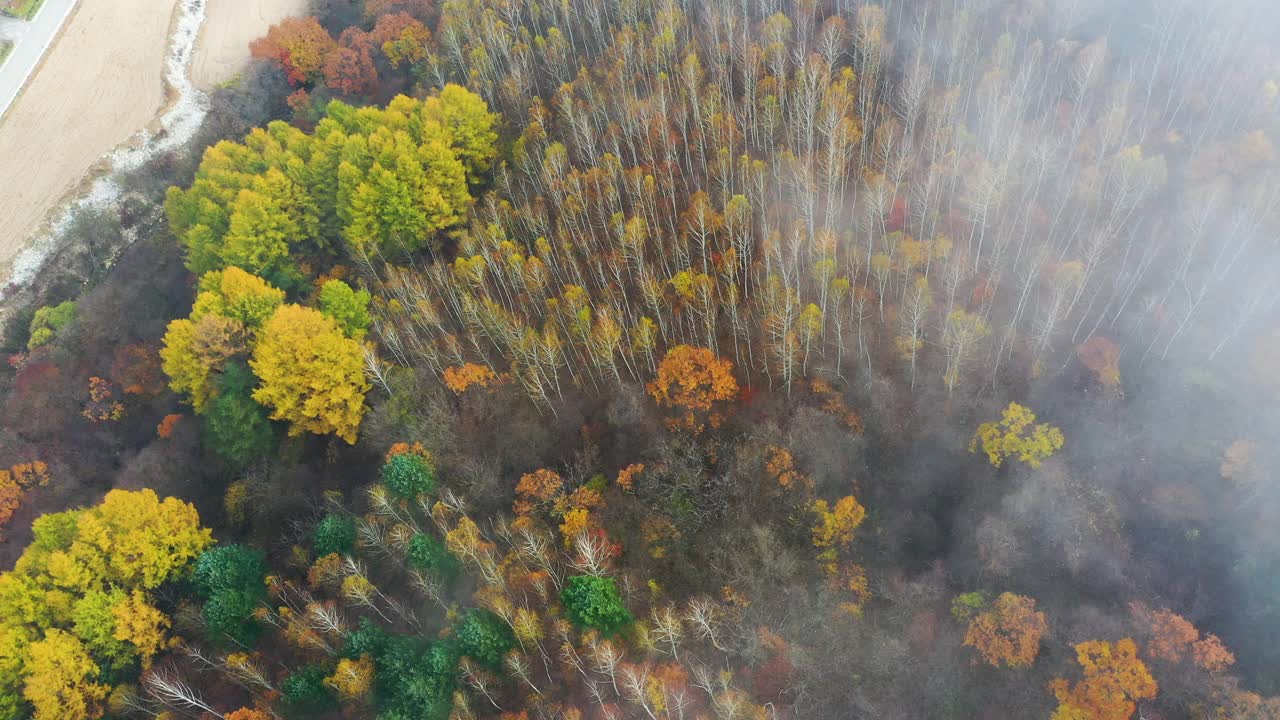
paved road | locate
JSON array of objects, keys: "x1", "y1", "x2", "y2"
[{"x1": 0, "y1": 0, "x2": 78, "y2": 123}]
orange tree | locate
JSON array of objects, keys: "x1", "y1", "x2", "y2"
[
  {"x1": 1049, "y1": 639, "x2": 1157, "y2": 720},
  {"x1": 963, "y1": 592, "x2": 1048, "y2": 668},
  {"x1": 645, "y1": 345, "x2": 739, "y2": 432}
]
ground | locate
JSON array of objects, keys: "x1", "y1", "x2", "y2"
[{"x1": 0, "y1": 0, "x2": 305, "y2": 278}]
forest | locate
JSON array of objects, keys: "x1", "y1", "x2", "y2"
[{"x1": 0, "y1": 0, "x2": 1279, "y2": 718}]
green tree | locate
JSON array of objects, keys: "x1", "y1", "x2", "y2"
[
  {"x1": 561, "y1": 575, "x2": 633, "y2": 635},
  {"x1": 421, "y1": 84, "x2": 500, "y2": 183},
  {"x1": 69, "y1": 590, "x2": 133, "y2": 673},
  {"x1": 312, "y1": 514, "x2": 357, "y2": 557},
  {"x1": 405, "y1": 533, "x2": 459, "y2": 582},
  {"x1": 26, "y1": 301, "x2": 75, "y2": 350},
  {"x1": 202, "y1": 589, "x2": 261, "y2": 647},
  {"x1": 281, "y1": 663, "x2": 337, "y2": 713},
  {"x1": 379, "y1": 452, "x2": 436, "y2": 499},
  {"x1": 454, "y1": 609, "x2": 513, "y2": 669},
  {"x1": 204, "y1": 364, "x2": 276, "y2": 468},
  {"x1": 192, "y1": 545, "x2": 267, "y2": 599},
  {"x1": 318, "y1": 279, "x2": 371, "y2": 338}
]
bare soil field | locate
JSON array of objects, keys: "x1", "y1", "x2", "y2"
[
  {"x1": 190, "y1": 0, "x2": 307, "y2": 90},
  {"x1": 0, "y1": 0, "x2": 179, "y2": 268},
  {"x1": 0, "y1": 0, "x2": 303, "y2": 281}
]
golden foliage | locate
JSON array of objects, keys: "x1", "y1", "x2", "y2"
[
  {"x1": 963, "y1": 592, "x2": 1048, "y2": 668},
  {"x1": 22, "y1": 629, "x2": 109, "y2": 720},
  {"x1": 0, "y1": 461, "x2": 49, "y2": 539},
  {"x1": 970, "y1": 402, "x2": 1065, "y2": 469},
  {"x1": 558, "y1": 508, "x2": 591, "y2": 548},
  {"x1": 646, "y1": 345, "x2": 739, "y2": 432},
  {"x1": 81, "y1": 377, "x2": 124, "y2": 423},
  {"x1": 443, "y1": 363, "x2": 500, "y2": 394},
  {"x1": 811, "y1": 496, "x2": 867, "y2": 549},
  {"x1": 110, "y1": 590, "x2": 170, "y2": 665},
  {"x1": 1049, "y1": 639, "x2": 1158, "y2": 720},
  {"x1": 514, "y1": 468, "x2": 564, "y2": 516},
  {"x1": 615, "y1": 463, "x2": 644, "y2": 491},
  {"x1": 1077, "y1": 337, "x2": 1122, "y2": 388},
  {"x1": 325, "y1": 654, "x2": 375, "y2": 701},
  {"x1": 250, "y1": 304, "x2": 370, "y2": 443}
]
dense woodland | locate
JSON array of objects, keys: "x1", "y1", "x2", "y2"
[{"x1": 1, "y1": 0, "x2": 1279, "y2": 718}]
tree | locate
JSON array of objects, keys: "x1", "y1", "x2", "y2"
[
  {"x1": 193, "y1": 545, "x2": 268, "y2": 600},
  {"x1": 1077, "y1": 337, "x2": 1121, "y2": 389},
  {"x1": 561, "y1": 575, "x2": 632, "y2": 636},
  {"x1": 325, "y1": 654, "x2": 375, "y2": 702},
  {"x1": 318, "y1": 280, "x2": 371, "y2": 339},
  {"x1": 406, "y1": 533, "x2": 459, "y2": 581},
  {"x1": 1128, "y1": 603, "x2": 1235, "y2": 673},
  {"x1": 22, "y1": 630, "x2": 108, "y2": 720},
  {"x1": 646, "y1": 345, "x2": 739, "y2": 432},
  {"x1": 442, "y1": 363, "x2": 499, "y2": 393},
  {"x1": 374, "y1": 12, "x2": 430, "y2": 68},
  {"x1": 34, "y1": 489, "x2": 213, "y2": 592},
  {"x1": 455, "y1": 610, "x2": 515, "y2": 669},
  {"x1": 323, "y1": 45, "x2": 378, "y2": 96},
  {"x1": 192, "y1": 267, "x2": 286, "y2": 328},
  {"x1": 281, "y1": 663, "x2": 337, "y2": 712},
  {"x1": 1049, "y1": 639, "x2": 1157, "y2": 720},
  {"x1": 811, "y1": 495, "x2": 867, "y2": 548},
  {"x1": 250, "y1": 16, "x2": 336, "y2": 86},
  {"x1": 422, "y1": 84, "x2": 501, "y2": 183},
  {"x1": 970, "y1": 402, "x2": 1064, "y2": 469},
  {"x1": 312, "y1": 514, "x2": 357, "y2": 557},
  {"x1": 226, "y1": 709, "x2": 272, "y2": 720},
  {"x1": 70, "y1": 589, "x2": 134, "y2": 672},
  {"x1": 203, "y1": 589, "x2": 261, "y2": 646},
  {"x1": 379, "y1": 451, "x2": 436, "y2": 499},
  {"x1": 963, "y1": 592, "x2": 1048, "y2": 668},
  {"x1": 251, "y1": 304, "x2": 370, "y2": 443},
  {"x1": 26, "y1": 301, "x2": 75, "y2": 350},
  {"x1": 204, "y1": 364, "x2": 276, "y2": 468},
  {"x1": 110, "y1": 590, "x2": 169, "y2": 664}
]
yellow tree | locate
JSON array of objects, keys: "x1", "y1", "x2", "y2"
[
  {"x1": 325, "y1": 654, "x2": 375, "y2": 702},
  {"x1": 111, "y1": 591, "x2": 170, "y2": 665},
  {"x1": 22, "y1": 629, "x2": 109, "y2": 720},
  {"x1": 970, "y1": 402, "x2": 1064, "y2": 469},
  {"x1": 251, "y1": 304, "x2": 370, "y2": 443}
]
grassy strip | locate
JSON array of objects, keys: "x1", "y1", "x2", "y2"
[
  {"x1": 0, "y1": 41, "x2": 11, "y2": 68},
  {"x1": 2, "y1": 0, "x2": 46, "y2": 20}
]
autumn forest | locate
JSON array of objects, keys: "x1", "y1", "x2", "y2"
[{"x1": 1, "y1": 0, "x2": 1279, "y2": 719}]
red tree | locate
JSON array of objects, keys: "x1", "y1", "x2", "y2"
[{"x1": 250, "y1": 16, "x2": 336, "y2": 86}]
